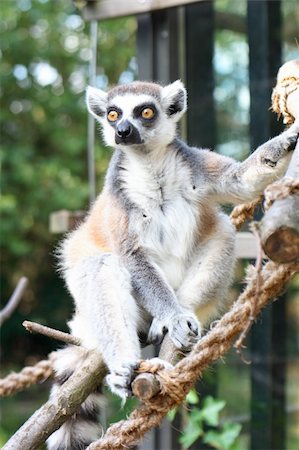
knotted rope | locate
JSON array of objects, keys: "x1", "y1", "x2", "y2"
[
  {"x1": 230, "y1": 177, "x2": 299, "y2": 231},
  {"x1": 271, "y1": 76, "x2": 299, "y2": 124},
  {"x1": 264, "y1": 177, "x2": 299, "y2": 211}
]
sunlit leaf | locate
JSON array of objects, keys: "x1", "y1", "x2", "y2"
[
  {"x1": 200, "y1": 396, "x2": 226, "y2": 426},
  {"x1": 203, "y1": 422, "x2": 242, "y2": 449},
  {"x1": 179, "y1": 419, "x2": 203, "y2": 448},
  {"x1": 186, "y1": 389, "x2": 200, "y2": 405},
  {"x1": 167, "y1": 407, "x2": 178, "y2": 422}
]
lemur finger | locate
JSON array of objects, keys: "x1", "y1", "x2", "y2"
[
  {"x1": 169, "y1": 330, "x2": 199, "y2": 350},
  {"x1": 187, "y1": 318, "x2": 200, "y2": 336},
  {"x1": 173, "y1": 315, "x2": 200, "y2": 337}
]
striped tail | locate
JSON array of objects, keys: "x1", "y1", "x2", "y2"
[{"x1": 46, "y1": 346, "x2": 103, "y2": 450}]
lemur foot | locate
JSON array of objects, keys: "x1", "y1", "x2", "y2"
[{"x1": 105, "y1": 360, "x2": 139, "y2": 400}]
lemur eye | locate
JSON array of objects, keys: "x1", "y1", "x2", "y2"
[
  {"x1": 107, "y1": 110, "x2": 119, "y2": 122},
  {"x1": 141, "y1": 108, "x2": 155, "y2": 119}
]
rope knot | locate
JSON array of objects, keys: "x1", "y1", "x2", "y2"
[
  {"x1": 271, "y1": 76, "x2": 299, "y2": 124},
  {"x1": 136, "y1": 359, "x2": 187, "y2": 404},
  {"x1": 264, "y1": 178, "x2": 299, "y2": 211}
]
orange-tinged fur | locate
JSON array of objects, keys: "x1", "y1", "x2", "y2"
[
  {"x1": 202, "y1": 150, "x2": 233, "y2": 175},
  {"x1": 196, "y1": 203, "x2": 217, "y2": 246},
  {"x1": 64, "y1": 191, "x2": 129, "y2": 267}
]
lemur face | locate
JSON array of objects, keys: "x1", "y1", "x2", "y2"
[{"x1": 86, "y1": 81, "x2": 187, "y2": 151}]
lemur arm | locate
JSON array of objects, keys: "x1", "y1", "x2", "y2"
[
  {"x1": 123, "y1": 247, "x2": 199, "y2": 348},
  {"x1": 202, "y1": 122, "x2": 298, "y2": 204},
  {"x1": 125, "y1": 247, "x2": 180, "y2": 317}
]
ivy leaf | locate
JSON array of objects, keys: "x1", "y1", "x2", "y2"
[
  {"x1": 200, "y1": 396, "x2": 226, "y2": 427},
  {"x1": 186, "y1": 389, "x2": 200, "y2": 405},
  {"x1": 179, "y1": 418, "x2": 203, "y2": 448},
  {"x1": 167, "y1": 406, "x2": 178, "y2": 422},
  {"x1": 203, "y1": 422, "x2": 242, "y2": 449}
]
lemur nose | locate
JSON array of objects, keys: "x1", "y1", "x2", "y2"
[{"x1": 116, "y1": 120, "x2": 132, "y2": 138}]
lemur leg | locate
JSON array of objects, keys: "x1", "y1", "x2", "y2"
[
  {"x1": 66, "y1": 253, "x2": 142, "y2": 398},
  {"x1": 177, "y1": 214, "x2": 236, "y2": 328}
]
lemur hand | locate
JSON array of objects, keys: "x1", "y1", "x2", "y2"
[
  {"x1": 148, "y1": 312, "x2": 201, "y2": 350},
  {"x1": 259, "y1": 121, "x2": 299, "y2": 168},
  {"x1": 168, "y1": 312, "x2": 201, "y2": 350}
]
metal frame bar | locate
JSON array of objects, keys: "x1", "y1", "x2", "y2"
[{"x1": 87, "y1": 20, "x2": 98, "y2": 204}]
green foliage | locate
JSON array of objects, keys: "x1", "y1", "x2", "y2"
[
  {"x1": 104, "y1": 388, "x2": 138, "y2": 425},
  {"x1": 203, "y1": 422, "x2": 242, "y2": 450},
  {"x1": 168, "y1": 391, "x2": 242, "y2": 450}
]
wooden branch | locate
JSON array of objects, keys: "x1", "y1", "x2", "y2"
[
  {"x1": 0, "y1": 277, "x2": 28, "y2": 326},
  {"x1": 3, "y1": 350, "x2": 107, "y2": 450},
  {"x1": 259, "y1": 151, "x2": 299, "y2": 263},
  {"x1": 132, "y1": 373, "x2": 160, "y2": 400},
  {"x1": 23, "y1": 320, "x2": 81, "y2": 346},
  {"x1": 259, "y1": 60, "x2": 299, "y2": 263}
]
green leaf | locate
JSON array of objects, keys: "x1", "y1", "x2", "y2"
[
  {"x1": 201, "y1": 396, "x2": 226, "y2": 427},
  {"x1": 167, "y1": 406, "x2": 178, "y2": 422},
  {"x1": 186, "y1": 389, "x2": 200, "y2": 405},
  {"x1": 203, "y1": 422, "x2": 242, "y2": 450},
  {"x1": 179, "y1": 419, "x2": 203, "y2": 448}
]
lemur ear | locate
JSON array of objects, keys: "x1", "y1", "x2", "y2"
[
  {"x1": 161, "y1": 80, "x2": 187, "y2": 120},
  {"x1": 86, "y1": 86, "x2": 108, "y2": 119}
]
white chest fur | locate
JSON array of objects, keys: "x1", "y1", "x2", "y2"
[{"x1": 120, "y1": 148, "x2": 199, "y2": 288}]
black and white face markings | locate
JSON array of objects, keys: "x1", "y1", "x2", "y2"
[
  {"x1": 105, "y1": 100, "x2": 159, "y2": 145},
  {"x1": 86, "y1": 80, "x2": 187, "y2": 150}
]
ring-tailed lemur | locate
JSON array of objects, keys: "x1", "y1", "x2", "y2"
[{"x1": 47, "y1": 80, "x2": 298, "y2": 450}]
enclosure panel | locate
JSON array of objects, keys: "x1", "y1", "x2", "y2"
[{"x1": 247, "y1": 1, "x2": 285, "y2": 449}]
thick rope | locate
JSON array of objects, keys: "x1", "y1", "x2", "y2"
[
  {"x1": 0, "y1": 357, "x2": 53, "y2": 397},
  {"x1": 271, "y1": 76, "x2": 299, "y2": 124},
  {"x1": 87, "y1": 260, "x2": 298, "y2": 450},
  {"x1": 230, "y1": 195, "x2": 263, "y2": 230}
]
